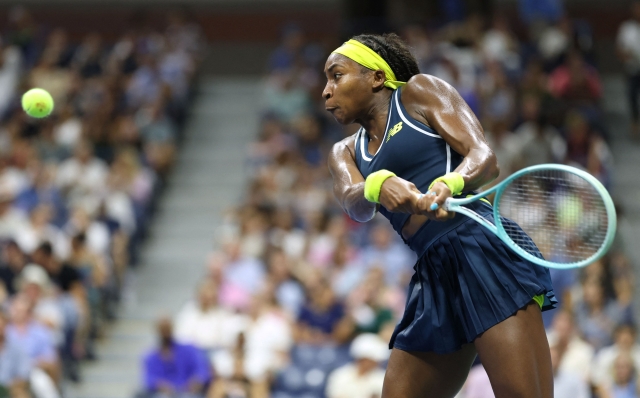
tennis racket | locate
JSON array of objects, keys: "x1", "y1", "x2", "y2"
[{"x1": 444, "y1": 164, "x2": 617, "y2": 269}]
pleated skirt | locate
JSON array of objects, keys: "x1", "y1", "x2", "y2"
[{"x1": 389, "y1": 207, "x2": 557, "y2": 354}]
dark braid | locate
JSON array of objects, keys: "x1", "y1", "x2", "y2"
[{"x1": 351, "y1": 33, "x2": 420, "y2": 82}]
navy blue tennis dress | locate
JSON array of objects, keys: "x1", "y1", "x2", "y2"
[{"x1": 354, "y1": 87, "x2": 557, "y2": 354}]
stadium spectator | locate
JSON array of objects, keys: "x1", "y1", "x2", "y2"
[
  {"x1": 511, "y1": 95, "x2": 566, "y2": 169},
  {"x1": 216, "y1": 238, "x2": 266, "y2": 311},
  {"x1": 0, "y1": 8, "x2": 201, "y2": 388},
  {"x1": 548, "y1": 50, "x2": 602, "y2": 106},
  {"x1": 297, "y1": 280, "x2": 346, "y2": 344},
  {"x1": 174, "y1": 280, "x2": 245, "y2": 353},
  {"x1": 547, "y1": 310, "x2": 594, "y2": 381},
  {"x1": 0, "y1": 240, "x2": 27, "y2": 295},
  {"x1": 0, "y1": 191, "x2": 28, "y2": 242},
  {"x1": 592, "y1": 324, "x2": 640, "y2": 390},
  {"x1": 209, "y1": 333, "x2": 268, "y2": 398},
  {"x1": 550, "y1": 341, "x2": 590, "y2": 398},
  {"x1": 7, "y1": 294, "x2": 60, "y2": 398},
  {"x1": 325, "y1": 333, "x2": 388, "y2": 398},
  {"x1": 0, "y1": 312, "x2": 30, "y2": 398},
  {"x1": 575, "y1": 278, "x2": 630, "y2": 351},
  {"x1": 345, "y1": 268, "x2": 396, "y2": 336},
  {"x1": 325, "y1": 239, "x2": 366, "y2": 299},
  {"x1": 361, "y1": 223, "x2": 414, "y2": 288},
  {"x1": 209, "y1": 294, "x2": 291, "y2": 397},
  {"x1": 562, "y1": 110, "x2": 612, "y2": 187},
  {"x1": 142, "y1": 317, "x2": 211, "y2": 398},
  {"x1": 31, "y1": 241, "x2": 82, "y2": 381},
  {"x1": 17, "y1": 264, "x2": 64, "y2": 344},
  {"x1": 597, "y1": 352, "x2": 639, "y2": 398},
  {"x1": 265, "y1": 248, "x2": 305, "y2": 318}
]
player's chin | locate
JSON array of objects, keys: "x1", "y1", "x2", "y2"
[{"x1": 328, "y1": 109, "x2": 351, "y2": 125}]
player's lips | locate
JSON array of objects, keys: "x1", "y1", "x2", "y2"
[{"x1": 325, "y1": 107, "x2": 337, "y2": 112}]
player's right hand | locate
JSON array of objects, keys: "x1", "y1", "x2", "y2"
[{"x1": 416, "y1": 181, "x2": 456, "y2": 221}]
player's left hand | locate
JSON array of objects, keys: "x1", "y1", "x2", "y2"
[{"x1": 416, "y1": 181, "x2": 455, "y2": 221}]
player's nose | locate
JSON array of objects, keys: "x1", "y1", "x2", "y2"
[{"x1": 322, "y1": 83, "x2": 332, "y2": 100}]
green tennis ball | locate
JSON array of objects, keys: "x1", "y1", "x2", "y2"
[{"x1": 21, "y1": 88, "x2": 54, "y2": 118}]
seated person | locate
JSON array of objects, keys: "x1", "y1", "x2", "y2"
[
  {"x1": 325, "y1": 333, "x2": 388, "y2": 398},
  {"x1": 297, "y1": 281, "x2": 345, "y2": 343},
  {"x1": 6, "y1": 294, "x2": 61, "y2": 398},
  {"x1": 0, "y1": 312, "x2": 31, "y2": 398},
  {"x1": 142, "y1": 316, "x2": 211, "y2": 398}
]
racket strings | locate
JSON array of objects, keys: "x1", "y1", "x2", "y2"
[{"x1": 497, "y1": 170, "x2": 609, "y2": 264}]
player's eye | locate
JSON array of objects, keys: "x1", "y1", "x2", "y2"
[{"x1": 334, "y1": 73, "x2": 342, "y2": 79}]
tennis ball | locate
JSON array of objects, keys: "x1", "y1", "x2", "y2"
[{"x1": 22, "y1": 88, "x2": 54, "y2": 118}]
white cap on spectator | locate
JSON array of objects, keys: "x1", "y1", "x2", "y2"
[
  {"x1": 18, "y1": 264, "x2": 52, "y2": 291},
  {"x1": 350, "y1": 333, "x2": 390, "y2": 362}
]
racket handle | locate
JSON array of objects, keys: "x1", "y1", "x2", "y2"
[{"x1": 444, "y1": 197, "x2": 453, "y2": 211}]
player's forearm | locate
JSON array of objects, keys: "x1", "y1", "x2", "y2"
[
  {"x1": 338, "y1": 182, "x2": 377, "y2": 222},
  {"x1": 454, "y1": 146, "x2": 499, "y2": 191}
]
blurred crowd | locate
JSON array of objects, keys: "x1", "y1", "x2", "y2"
[
  {"x1": 138, "y1": 3, "x2": 640, "y2": 398},
  {"x1": 0, "y1": 6, "x2": 202, "y2": 397}
]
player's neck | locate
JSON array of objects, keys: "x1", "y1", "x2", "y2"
[{"x1": 358, "y1": 90, "x2": 392, "y2": 142}]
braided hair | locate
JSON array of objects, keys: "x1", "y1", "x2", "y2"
[{"x1": 351, "y1": 33, "x2": 420, "y2": 82}]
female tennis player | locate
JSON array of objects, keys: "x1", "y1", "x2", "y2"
[{"x1": 325, "y1": 34, "x2": 557, "y2": 397}]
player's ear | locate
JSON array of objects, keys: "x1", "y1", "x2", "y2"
[{"x1": 372, "y1": 70, "x2": 386, "y2": 90}]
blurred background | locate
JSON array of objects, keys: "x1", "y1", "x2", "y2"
[{"x1": 0, "y1": 0, "x2": 637, "y2": 397}]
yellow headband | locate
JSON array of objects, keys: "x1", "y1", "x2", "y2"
[{"x1": 332, "y1": 39, "x2": 406, "y2": 90}]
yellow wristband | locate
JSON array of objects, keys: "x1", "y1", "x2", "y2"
[
  {"x1": 364, "y1": 170, "x2": 396, "y2": 203},
  {"x1": 428, "y1": 172, "x2": 464, "y2": 196}
]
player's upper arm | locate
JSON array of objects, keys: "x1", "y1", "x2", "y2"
[
  {"x1": 402, "y1": 74, "x2": 491, "y2": 159},
  {"x1": 328, "y1": 134, "x2": 363, "y2": 206}
]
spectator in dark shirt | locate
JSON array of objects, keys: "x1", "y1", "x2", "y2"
[
  {"x1": 297, "y1": 281, "x2": 346, "y2": 343},
  {"x1": 142, "y1": 316, "x2": 211, "y2": 398},
  {"x1": 0, "y1": 240, "x2": 27, "y2": 295},
  {"x1": 31, "y1": 242, "x2": 81, "y2": 293},
  {"x1": 31, "y1": 241, "x2": 83, "y2": 380}
]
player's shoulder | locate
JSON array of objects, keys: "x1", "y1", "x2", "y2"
[
  {"x1": 402, "y1": 73, "x2": 455, "y2": 103},
  {"x1": 330, "y1": 133, "x2": 358, "y2": 161}
]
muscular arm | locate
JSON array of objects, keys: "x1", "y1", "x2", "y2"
[
  {"x1": 402, "y1": 74, "x2": 499, "y2": 191},
  {"x1": 328, "y1": 135, "x2": 377, "y2": 222}
]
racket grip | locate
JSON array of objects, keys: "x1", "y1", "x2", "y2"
[{"x1": 444, "y1": 197, "x2": 453, "y2": 211}]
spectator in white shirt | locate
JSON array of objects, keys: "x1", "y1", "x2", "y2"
[
  {"x1": 325, "y1": 333, "x2": 388, "y2": 398},
  {"x1": 0, "y1": 191, "x2": 28, "y2": 242},
  {"x1": 55, "y1": 140, "x2": 108, "y2": 203},
  {"x1": 14, "y1": 204, "x2": 69, "y2": 259},
  {"x1": 546, "y1": 309, "x2": 595, "y2": 381},
  {"x1": 212, "y1": 294, "x2": 292, "y2": 388},
  {"x1": 174, "y1": 280, "x2": 246, "y2": 353},
  {"x1": 550, "y1": 342, "x2": 590, "y2": 398}
]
